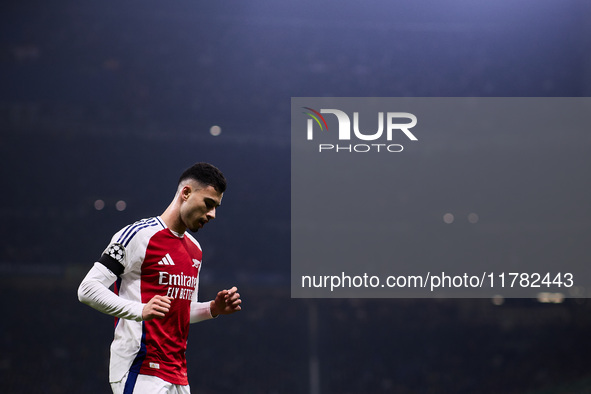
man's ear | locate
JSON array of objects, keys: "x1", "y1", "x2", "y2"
[{"x1": 181, "y1": 185, "x2": 192, "y2": 201}]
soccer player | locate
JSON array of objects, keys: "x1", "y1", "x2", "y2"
[{"x1": 78, "y1": 162, "x2": 242, "y2": 394}]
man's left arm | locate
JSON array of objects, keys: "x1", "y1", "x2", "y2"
[
  {"x1": 209, "y1": 287, "x2": 242, "y2": 317},
  {"x1": 190, "y1": 287, "x2": 241, "y2": 323}
]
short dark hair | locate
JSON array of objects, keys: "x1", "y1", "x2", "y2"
[{"x1": 178, "y1": 162, "x2": 227, "y2": 193}]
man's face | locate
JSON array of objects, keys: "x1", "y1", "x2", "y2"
[{"x1": 179, "y1": 183, "x2": 223, "y2": 232}]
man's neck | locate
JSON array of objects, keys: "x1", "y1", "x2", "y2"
[{"x1": 160, "y1": 203, "x2": 186, "y2": 235}]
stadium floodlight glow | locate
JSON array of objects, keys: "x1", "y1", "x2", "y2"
[
  {"x1": 210, "y1": 125, "x2": 222, "y2": 136},
  {"x1": 491, "y1": 295, "x2": 504, "y2": 306},
  {"x1": 94, "y1": 199, "x2": 105, "y2": 211},
  {"x1": 443, "y1": 213, "x2": 454, "y2": 224},
  {"x1": 115, "y1": 200, "x2": 127, "y2": 211},
  {"x1": 536, "y1": 292, "x2": 565, "y2": 304}
]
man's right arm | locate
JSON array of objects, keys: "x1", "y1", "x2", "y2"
[
  {"x1": 77, "y1": 262, "x2": 144, "y2": 321},
  {"x1": 78, "y1": 262, "x2": 172, "y2": 321}
]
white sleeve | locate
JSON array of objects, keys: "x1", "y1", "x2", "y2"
[
  {"x1": 187, "y1": 248, "x2": 214, "y2": 323},
  {"x1": 190, "y1": 301, "x2": 214, "y2": 323},
  {"x1": 77, "y1": 262, "x2": 144, "y2": 322}
]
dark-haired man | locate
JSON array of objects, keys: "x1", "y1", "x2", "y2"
[{"x1": 78, "y1": 162, "x2": 241, "y2": 394}]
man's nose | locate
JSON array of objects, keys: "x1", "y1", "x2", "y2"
[{"x1": 207, "y1": 207, "x2": 216, "y2": 219}]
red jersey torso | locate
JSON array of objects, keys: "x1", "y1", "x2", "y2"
[{"x1": 107, "y1": 217, "x2": 203, "y2": 385}]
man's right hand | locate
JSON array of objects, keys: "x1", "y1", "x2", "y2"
[{"x1": 142, "y1": 295, "x2": 172, "y2": 320}]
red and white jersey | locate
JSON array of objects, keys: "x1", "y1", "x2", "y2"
[{"x1": 105, "y1": 216, "x2": 204, "y2": 385}]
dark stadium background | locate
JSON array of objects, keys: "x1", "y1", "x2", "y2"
[{"x1": 1, "y1": 1, "x2": 591, "y2": 393}]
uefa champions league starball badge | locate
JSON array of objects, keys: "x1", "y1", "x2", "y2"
[{"x1": 106, "y1": 243, "x2": 125, "y2": 263}]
